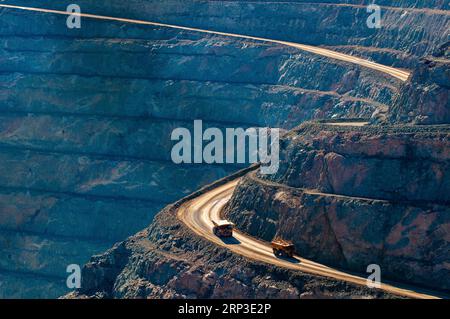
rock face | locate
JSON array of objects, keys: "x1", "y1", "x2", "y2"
[
  {"x1": 65, "y1": 172, "x2": 399, "y2": 300},
  {"x1": 387, "y1": 43, "x2": 450, "y2": 124},
  {"x1": 0, "y1": 2, "x2": 401, "y2": 298},
  {"x1": 225, "y1": 122, "x2": 450, "y2": 291},
  {"x1": 262, "y1": 123, "x2": 450, "y2": 202}
]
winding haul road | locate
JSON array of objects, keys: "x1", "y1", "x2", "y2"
[
  {"x1": 3, "y1": 3, "x2": 440, "y2": 299},
  {"x1": 0, "y1": 4, "x2": 410, "y2": 81},
  {"x1": 177, "y1": 178, "x2": 446, "y2": 300}
]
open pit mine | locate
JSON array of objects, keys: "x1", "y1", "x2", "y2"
[{"x1": 0, "y1": 0, "x2": 448, "y2": 300}]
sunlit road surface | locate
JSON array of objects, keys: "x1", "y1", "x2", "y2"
[
  {"x1": 0, "y1": 4, "x2": 410, "y2": 82},
  {"x1": 326, "y1": 121, "x2": 369, "y2": 126},
  {"x1": 178, "y1": 179, "x2": 448, "y2": 299}
]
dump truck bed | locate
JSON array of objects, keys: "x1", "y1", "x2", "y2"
[
  {"x1": 271, "y1": 238, "x2": 294, "y2": 249},
  {"x1": 212, "y1": 220, "x2": 234, "y2": 227}
]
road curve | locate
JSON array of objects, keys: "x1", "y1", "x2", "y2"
[
  {"x1": 0, "y1": 4, "x2": 410, "y2": 81},
  {"x1": 177, "y1": 179, "x2": 447, "y2": 299}
]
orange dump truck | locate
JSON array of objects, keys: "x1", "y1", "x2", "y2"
[
  {"x1": 212, "y1": 220, "x2": 234, "y2": 238},
  {"x1": 271, "y1": 238, "x2": 295, "y2": 258}
]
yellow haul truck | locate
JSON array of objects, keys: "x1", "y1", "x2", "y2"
[
  {"x1": 271, "y1": 238, "x2": 295, "y2": 258},
  {"x1": 212, "y1": 220, "x2": 234, "y2": 238}
]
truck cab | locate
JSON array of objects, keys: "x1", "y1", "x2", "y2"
[
  {"x1": 212, "y1": 220, "x2": 234, "y2": 238},
  {"x1": 271, "y1": 238, "x2": 295, "y2": 258}
]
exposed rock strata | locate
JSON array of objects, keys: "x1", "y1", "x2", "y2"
[
  {"x1": 0, "y1": 4, "x2": 400, "y2": 297},
  {"x1": 1, "y1": 0, "x2": 448, "y2": 298},
  {"x1": 387, "y1": 43, "x2": 450, "y2": 124},
  {"x1": 262, "y1": 123, "x2": 450, "y2": 203}
]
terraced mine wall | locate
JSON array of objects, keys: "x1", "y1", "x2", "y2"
[
  {"x1": 225, "y1": 122, "x2": 450, "y2": 291},
  {"x1": 0, "y1": 4, "x2": 401, "y2": 298},
  {"x1": 6, "y1": 0, "x2": 449, "y2": 68}
]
